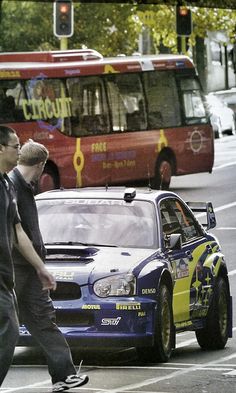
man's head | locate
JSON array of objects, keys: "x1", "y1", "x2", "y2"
[
  {"x1": 18, "y1": 139, "x2": 49, "y2": 182},
  {"x1": 0, "y1": 125, "x2": 20, "y2": 173}
]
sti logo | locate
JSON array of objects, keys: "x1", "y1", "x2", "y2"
[{"x1": 101, "y1": 317, "x2": 121, "y2": 326}]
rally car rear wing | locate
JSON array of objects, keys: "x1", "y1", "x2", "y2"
[{"x1": 186, "y1": 201, "x2": 216, "y2": 230}]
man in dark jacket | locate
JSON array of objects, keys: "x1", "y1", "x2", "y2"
[
  {"x1": 0, "y1": 127, "x2": 56, "y2": 387},
  {"x1": 9, "y1": 139, "x2": 88, "y2": 393}
]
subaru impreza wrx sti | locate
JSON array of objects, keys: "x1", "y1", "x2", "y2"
[{"x1": 19, "y1": 187, "x2": 232, "y2": 362}]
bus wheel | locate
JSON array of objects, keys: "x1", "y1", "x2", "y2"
[
  {"x1": 152, "y1": 155, "x2": 172, "y2": 190},
  {"x1": 136, "y1": 284, "x2": 174, "y2": 363},
  {"x1": 39, "y1": 166, "x2": 59, "y2": 193},
  {"x1": 195, "y1": 277, "x2": 229, "y2": 350}
]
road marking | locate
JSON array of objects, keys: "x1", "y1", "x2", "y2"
[
  {"x1": 94, "y1": 353, "x2": 236, "y2": 393},
  {"x1": 224, "y1": 369, "x2": 236, "y2": 376},
  {"x1": 0, "y1": 379, "x2": 50, "y2": 392},
  {"x1": 228, "y1": 269, "x2": 236, "y2": 276},
  {"x1": 216, "y1": 227, "x2": 236, "y2": 230},
  {"x1": 196, "y1": 201, "x2": 236, "y2": 219},
  {"x1": 214, "y1": 201, "x2": 236, "y2": 212},
  {"x1": 214, "y1": 161, "x2": 236, "y2": 170}
]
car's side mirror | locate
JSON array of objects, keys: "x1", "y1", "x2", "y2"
[{"x1": 165, "y1": 233, "x2": 182, "y2": 250}]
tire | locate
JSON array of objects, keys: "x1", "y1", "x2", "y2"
[
  {"x1": 195, "y1": 277, "x2": 229, "y2": 350},
  {"x1": 38, "y1": 165, "x2": 59, "y2": 193},
  {"x1": 151, "y1": 155, "x2": 172, "y2": 190},
  {"x1": 231, "y1": 120, "x2": 236, "y2": 135},
  {"x1": 136, "y1": 284, "x2": 174, "y2": 363}
]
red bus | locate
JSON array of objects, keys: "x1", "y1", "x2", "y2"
[{"x1": 0, "y1": 49, "x2": 214, "y2": 190}]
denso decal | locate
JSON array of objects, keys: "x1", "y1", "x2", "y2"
[
  {"x1": 142, "y1": 288, "x2": 156, "y2": 295},
  {"x1": 116, "y1": 303, "x2": 141, "y2": 310},
  {"x1": 101, "y1": 317, "x2": 121, "y2": 326},
  {"x1": 82, "y1": 305, "x2": 101, "y2": 310}
]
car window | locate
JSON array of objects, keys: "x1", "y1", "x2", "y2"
[
  {"x1": 37, "y1": 198, "x2": 158, "y2": 249},
  {"x1": 160, "y1": 198, "x2": 202, "y2": 243}
]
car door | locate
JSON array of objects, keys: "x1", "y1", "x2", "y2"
[{"x1": 159, "y1": 197, "x2": 211, "y2": 327}]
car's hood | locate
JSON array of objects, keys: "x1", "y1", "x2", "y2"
[{"x1": 45, "y1": 245, "x2": 162, "y2": 285}]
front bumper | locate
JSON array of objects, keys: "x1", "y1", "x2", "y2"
[{"x1": 18, "y1": 298, "x2": 157, "y2": 348}]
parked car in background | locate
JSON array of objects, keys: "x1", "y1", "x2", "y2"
[
  {"x1": 213, "y1": 88, "x2": 236, "y2": 115},
  {"x1": 19, "y1": 187, "x2": 232, "y2": 363},
  {"x1": 206, "y1": 93, "x2": 236, "y2": 138}
]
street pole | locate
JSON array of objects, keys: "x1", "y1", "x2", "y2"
[{"x1": 60, "y1": 37, "x2": 68, "y2": 50}]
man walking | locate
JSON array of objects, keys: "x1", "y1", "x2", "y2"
[
  {"x1": 0, "y1": 126, "x2": 56, "y2": 386},
  {"x1": 9, "y1": 139, "x2": 89, "y2": 392}
]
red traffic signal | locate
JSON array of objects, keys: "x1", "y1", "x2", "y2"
[
  {"x1": 176, "y1": 6, "x2": 192, "y2": 37},
  {"x1": 54, "y1": 0, "x2": 74, "y2": 38}
]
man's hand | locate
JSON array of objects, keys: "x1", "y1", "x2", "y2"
[{"x1": 37, "y1": 267, "x2": 57, "y2": 291}]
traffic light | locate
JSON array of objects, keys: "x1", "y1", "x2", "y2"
[
  {"x1": 176, "y1": 6, "x2": 192, "y2": 37},
  {"x1": 54, "y1": 0, "x2": 74, "y2": 38}
]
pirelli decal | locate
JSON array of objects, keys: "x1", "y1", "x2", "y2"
[{"x1": 116, "y1": 303, "x2": 141, "y2": 310}]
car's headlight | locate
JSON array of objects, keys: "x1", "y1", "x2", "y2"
[{"x1": 93, "y1": 273, "x2": 136, "y2": 297}]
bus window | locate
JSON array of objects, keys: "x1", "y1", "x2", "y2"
[
  {"x1": 179, "y1": 78, "x2": 208, "y2": 124},
  {"x1": 67, "y1": 76, "x2": 110, "y2": 135},
  {"x1": 0, "y1": 81, "x2": 25, "y2": 122},
  {"x1": 106, "y1": 73, "x2": 147, "y2": 132},
  {"x1": 24, "y1": 78, "x2": 71, "y2": 132},
  {"x1": 144, "y1": 71, "x2": 181, "y2": 129}
]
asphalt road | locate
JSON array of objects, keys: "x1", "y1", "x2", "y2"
[{"x1": 1, "y1": 134, "x2": 236, "y2": 393}]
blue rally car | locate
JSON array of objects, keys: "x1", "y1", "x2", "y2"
[{"x1": 19, "y1": 187, "x2": 232, "y2": 362}]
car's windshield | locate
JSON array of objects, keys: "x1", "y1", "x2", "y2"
[{"x1": 37, "y1": 198, "x2": 158, "y2": 249}]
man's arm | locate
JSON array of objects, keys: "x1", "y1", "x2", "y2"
[{"x1": 14, "y1": 222, "x2": 56, "y2": 291}]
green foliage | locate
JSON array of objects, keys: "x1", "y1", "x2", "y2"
[{"x1": 0, "y1": 1, "x2": 235, "y2": 54}]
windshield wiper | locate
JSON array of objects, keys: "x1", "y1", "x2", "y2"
[{"x1": 45, "y1": 241, "x2": 117, "y2": 247}]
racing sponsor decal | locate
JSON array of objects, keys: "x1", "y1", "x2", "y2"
[
  {"x1": 82, "y1": 304, "x2": 101, "y2": 310},
  {"x1": 116, "y1": 302, "x2": 141, "y2": 310},
  {"x1": 63, "y1": 199, "x2": 128, "y2": 206},
  {"x1": 175, "y1": 320, "x2": 192, "y2": 329},
  {"x1": 142, "y1": 288, "x2": 156, "y2": 295},
  {"x1": 173, "y1": 241, "x2": 216, "y2": 323},
  {"x1": 138, "y1": 311, "x2": 146, "y2": 317},
  {"x1": 172, "y1": 258, "x2": 189, "y2": 279},
  {"x1": 101, "y1": 317, "x2": 121, "y2": 326},
  {"x1": 51, "y1": 271, "x2": 74, "y2": 280}
]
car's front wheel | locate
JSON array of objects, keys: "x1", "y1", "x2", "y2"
[
  {"x1": 136, "y1": 284, "x2": 174, "y2": 363},
  {"x1": 195, "y1": 277, "x2": 230, "y2": 350}
]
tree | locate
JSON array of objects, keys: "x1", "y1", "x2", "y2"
[{"x1": 0, "y1": 1, "x2": 235, "y2": 56}]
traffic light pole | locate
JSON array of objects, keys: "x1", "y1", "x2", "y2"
[{"x1": 60, "y1": 37, "x2": 68, "y2": 50}]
